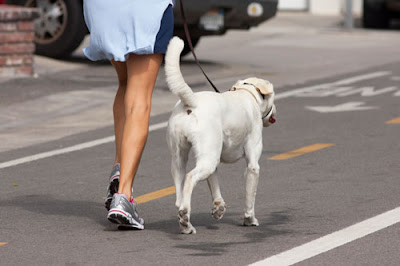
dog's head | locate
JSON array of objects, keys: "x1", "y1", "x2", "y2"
[{"x1": 231, "y1": 77, "x2": 276, "y2": 127}]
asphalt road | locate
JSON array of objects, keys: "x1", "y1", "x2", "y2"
[{"x1": 0, "y1": 13, "x2": 399, "y2": 265}]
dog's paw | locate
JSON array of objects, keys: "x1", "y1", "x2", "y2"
[
  {"x1": 178, "y1": 209, "x2": 196, "y2": 234},
  {"x1": 243, "y1": 216, "x2": 259, "y2": 226},
  {"x1": 211, "y1": 200, "x2": 226, "y2": 220},
  {"x1": 179, "y1": 223, "x2": 197, "y2": 234}
]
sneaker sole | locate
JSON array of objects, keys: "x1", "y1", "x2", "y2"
[
  {"x1": 107, "y1": 211, "x2": 144, "y2": 230},
  {"x1": 104, "y1": 177, "x2": 119, "y2": 211}
]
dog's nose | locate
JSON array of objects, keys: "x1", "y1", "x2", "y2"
[{"x1": 269, "y1": 115, "x2": 276, "y2": 124}]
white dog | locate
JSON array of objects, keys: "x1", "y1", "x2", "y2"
[{"x1": 164, "y1": 37, "x2": 276, "y2": 234}]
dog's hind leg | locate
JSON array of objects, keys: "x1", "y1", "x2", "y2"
[
  {"x1": 243, "y1": 139, "x2": 262, "y2": 226},
  {"x1": 179, "y1": 157, "x2": 219, "y2": 234},
  {"x1": 170, "y1": 140, "x2": 190, "y2": 210},
  {"x1": 207, "y1": 173, "x2": 226, "y2": 220}
]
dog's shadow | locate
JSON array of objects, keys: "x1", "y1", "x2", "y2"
[
  {"x1": 145, "y1": 210, "x2": 293, "y2": 257},
  {"x1": 1, "y1": 194, "x2": 293, "y2": 256}
]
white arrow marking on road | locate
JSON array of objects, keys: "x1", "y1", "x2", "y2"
[
  {"x1": 306, "y1": 102, "x2": 378, "y2": 113},
  {"x1": 275, "y1": 71, "x2": 391, "y2": 100}
]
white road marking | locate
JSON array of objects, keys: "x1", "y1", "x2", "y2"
[
  {"x1": 0, "y1": 121, "x2": 168, "y2": 170},
  {"x1": 334, "y1": 71, "x2": 391, "y2": 85},
  {"x1": 336, "y1": 86, "x2": 398, "y2": 97},
  {"x1": 0, "y1": 71, "x2": 391, "y2": 169},
  {"x1": 275, "y1": 71, "x2": 391, "y2": 100},
  {"x1": 250, "y1": 206, "x2": 400, "y2": 266},
  {"x1": 306, "y1": 101, "x2": 378, "y2": 113}
]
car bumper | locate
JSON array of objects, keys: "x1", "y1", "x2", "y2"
[
  {"x1": 387, "y1": 0, "x2": 400, "y2": 12},
  {"x1": 174, "y1": 0, "x2": 278, "y2": 31}
]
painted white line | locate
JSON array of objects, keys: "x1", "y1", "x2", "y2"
[
  {"x1": 334, "y1": 71, "x2": 391, "y2": 85},
  {"x1": 306, "y1": 101, "x2": 378, "y2": 113},
  {"x1": 275, "y1": 71, "x2": 391, "y2": 100},
  {"x1": 0, "y1": 121, "x2": 168, "y2": 170},
  {"x1": 250, "y1": 206, "x2": 400, "y2": 266},
  {"x1": 0, "y1": 71, "x2": 390, "y2": 170}
]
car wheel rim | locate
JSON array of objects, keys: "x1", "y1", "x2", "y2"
[{"x1": 26, "y1": 0, "x2": 68, "y2": 45}]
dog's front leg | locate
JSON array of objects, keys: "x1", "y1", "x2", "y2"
[
  {"x1": 243, "y1": 162, "x2": 260, "y2": 226},
  {"x1": 243, "y1": 141, "x2": 262, "y2": 226}
]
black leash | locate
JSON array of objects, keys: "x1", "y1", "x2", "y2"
[{"x1": 179, "y1": 0, "x2": 220, "y2": 93}]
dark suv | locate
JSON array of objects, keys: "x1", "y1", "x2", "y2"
[
  {"x1": 2, "y1": 0, "x2": 278, "y2": 58},
  {"x1": 363, "y1": 0, "x2": 400, "y2": 28}
]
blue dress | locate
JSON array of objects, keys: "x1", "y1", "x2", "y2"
[{"x1": 83, "y1": 0, "x2": 174, "y2": 62}]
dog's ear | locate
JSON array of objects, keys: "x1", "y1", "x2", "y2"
[
  {"x1": 254, "y1": 79, "x2": 274, "y2": 95},
  {"x1": 230, "y1": 80, "x2": 243, "y2": 91}
]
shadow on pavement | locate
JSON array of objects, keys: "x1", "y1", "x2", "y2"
[
  {"x1": 145, "y1": 210, "x2": 293, "y2": 257},
  {"x1": 0, "y1": 194, "x2": 109, "y2": 227},
  {"x1": 1, "y1": 194, "x2": 293, "y2": 257}
]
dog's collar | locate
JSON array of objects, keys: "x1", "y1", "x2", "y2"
[
  {"x1": 242, "y1": 82, "x2": 273, "y2": 120},
  {"x1": 231, "y1": 86, "x2": 273, "y2": 120},
  {"x1": 232, "y1": 87, "x2": 259, "y2": 102},
  {"x1": 262, "y1": 106, "x2": 273, "y2": 120}
]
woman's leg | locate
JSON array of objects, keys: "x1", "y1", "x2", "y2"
[
  {"x1": 118, "y1": 53, "x2": 163, "y2": 200},
  {"x1": 111, "y1": 60, "x2": 128, "y2": 165}
]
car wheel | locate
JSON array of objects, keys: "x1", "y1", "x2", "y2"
[
  {"x1": 363, "y1": 0, "x2": 390, "y2": 29},
  {"x1": 26, "y1": 0, "x2": 87, "y2": 58}
]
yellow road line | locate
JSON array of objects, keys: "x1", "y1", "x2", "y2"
[
  {"x1": 0, "y1": 242, "x2": 7, "y2": 246},
  {"x1": 269, "y1": 143, "x2": 335, "y2": 160},
  {"x1": 386, "y1": 117, "x2": 400, "y2": 124},
  {"x1": 136, "y1": 186, "x2": 176, "y2": 204}
]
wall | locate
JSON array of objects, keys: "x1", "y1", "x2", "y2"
[{"x1": 0, "y1": 5, "x2": 38, "y2": 77}]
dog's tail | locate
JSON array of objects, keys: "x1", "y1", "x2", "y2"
[{"x1": 165, "y1": 37, "x2": 197, "y2": 107}]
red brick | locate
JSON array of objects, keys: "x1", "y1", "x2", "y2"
[
  {"x1": 22, "y1": 54, "x2": 33, "y2": 64},
  {"x1": 0, "y1": 43, "x2": 35, "y2": 54},
  {"x1": 0, "y1": 22, "x2": 17, "y2": 32},
  {"x1": 0, "y1": 6, "x2": 39, "y2": 22},
  {"x1": 15, "y1": 65, "x2": 33, "y2": 75},
  {"x1": 0, "y1": 32, "x2": 34, "y2": 43},
  {"x1": 6, "y1": 55, "x2": 23, "y2": 65},
  {"x1": 17, "y1": 21, "x2": 34, "y2": 31},
  {"x1": 0, "y1": 55, "x2": 32, "y2": 66}
]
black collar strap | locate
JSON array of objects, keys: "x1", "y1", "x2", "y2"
[{"x1": 262, "y1": 106, "x2": 273, "y2": 120}]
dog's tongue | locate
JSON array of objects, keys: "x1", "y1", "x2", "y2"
[{"x1": 269, "y1": 115, "x2": 276, "y2": 124}]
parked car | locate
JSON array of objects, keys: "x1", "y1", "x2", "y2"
[
  {"x1": 1, "y1": 0, "x2": 278, "y2": 58},
  {"x1": 363, "y1": 0, "x2": 400, "y2": 28}
]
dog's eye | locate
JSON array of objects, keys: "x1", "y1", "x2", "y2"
[{"x1": 261, "y1": 94, "x2": 265, "y2": 100}]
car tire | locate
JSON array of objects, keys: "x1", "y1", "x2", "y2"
[
  {"x1": 32, "y1": 0, "x2": 87, "y2": 58},
  {"x1": 363, "y1": 0, "x2": 390, "y2": 29}
]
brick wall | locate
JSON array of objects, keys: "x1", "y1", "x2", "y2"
[{"x1": 0, "y1": 5, "x2": 38, "y2": 77}]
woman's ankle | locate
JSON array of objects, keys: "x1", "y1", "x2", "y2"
[{"x1": 117, "y1": 188, "x2": 132, "y2": 200}]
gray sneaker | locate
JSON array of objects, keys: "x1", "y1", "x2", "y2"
[
  {"x1": 107, "y1": 193, "x2": 145, "y2": 230},
  {"x1": 105, "y1": 164, "x2": 120, "y2": 211}
]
